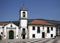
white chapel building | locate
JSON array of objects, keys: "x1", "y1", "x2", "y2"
[{"x1": 0, "y1": 6, "x2": 60, "y2": 40}]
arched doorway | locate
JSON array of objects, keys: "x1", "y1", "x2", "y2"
[
  {"x1": 9, "y1": 30, "x2": 14, "y2": 39},
  {"x1": 0, "y1": 35, "x2": 2, "y2": 40},
  {"x1": 22, "y1": 28, "x2": 26, "y2": 39},
  {"x1": 42, "y1": 32, "x2": 45, "y2": 38}
]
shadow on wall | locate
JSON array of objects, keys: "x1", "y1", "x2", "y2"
[{"x1": 0, "y1": 35, "x2": 2, "y2": 40}]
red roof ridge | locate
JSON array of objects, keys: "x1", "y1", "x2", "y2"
[
  {"x1": 29, "y1": 19, "x2": 54, "y2": 26},
  {"x1": 0, "y1": 22, "x2": 9, "y2": 26}
]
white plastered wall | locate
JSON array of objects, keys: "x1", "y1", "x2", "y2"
[
  {"x1": 3, "y1": 23, "x2": 19, "y2": 39},
  {"x1": 28, "y1": 25, "x2": 56, "y2": 39}
]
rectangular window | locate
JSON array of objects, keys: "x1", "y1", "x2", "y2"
[
  {"x1": 37, "y1": 27, "x2": 40, "y2": 33},
  {"x1": 51, "y1": 34, "x2": 53, "y2": 37},
  {"x1": 47, "y1": 27, "x2": 50, "y2": 33},
  {"x1": 32, "y1": 34, "x2": 35, "y2": 38},
  {"x1": 32, "y1": 26, "x2": 35, "y2": 30},
  {"x1": 51, "y1": 27, "x2": 53, "y2": 31}
]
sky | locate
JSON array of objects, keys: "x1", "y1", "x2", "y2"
[{"x1": 0, "y1": 0, "x2": 60, "y2": 21}]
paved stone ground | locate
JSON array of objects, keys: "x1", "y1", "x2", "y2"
[{"x1": 0, "y1": 37, "x2": 60, "y2": 43}]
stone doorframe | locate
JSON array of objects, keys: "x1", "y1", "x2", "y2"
[{"x1": 7, "y1": 28, "x2": 16, "y2": 39}]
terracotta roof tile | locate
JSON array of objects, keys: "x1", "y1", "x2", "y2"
[
  {"x1": 29, "y1": 20, "x2": 55, "y2": 26},
  {"x1": 0, "y1": 22, "x2": 9, "y2": 26}
]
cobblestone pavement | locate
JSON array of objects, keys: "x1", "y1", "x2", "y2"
[{"x1": 0, "y1": 37, "x2": 60, "y2": 43}]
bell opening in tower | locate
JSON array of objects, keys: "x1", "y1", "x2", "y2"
[{"x1": 23, "y1": 12, "x2": 25, "y2": 17}]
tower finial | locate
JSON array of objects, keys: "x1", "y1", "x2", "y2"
[
  {"x1": 20, "y1": 0, "x2": 27, "y2": 11},
  {"x1": 22, "y1": 0, "x2": 25, "y2": 7}
]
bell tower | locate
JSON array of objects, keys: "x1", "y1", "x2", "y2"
[{"x1": 19, "y1": 6, "x2": 28, "y2": 39}]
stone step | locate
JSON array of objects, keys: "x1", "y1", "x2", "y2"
[{"x1": 0, "y1": 38, "x2": 60, "y2": 43}]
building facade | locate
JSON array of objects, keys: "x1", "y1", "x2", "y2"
[{"x1": 0, "y1": 6, "x2": 60, "y2": 40}]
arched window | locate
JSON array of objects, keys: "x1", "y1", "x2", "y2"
[{"x1": 23, "y1": 12, "x2": 25, "y2": 17}]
